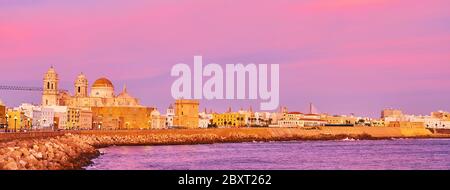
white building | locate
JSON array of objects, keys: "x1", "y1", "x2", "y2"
[
  {"x1": 275, "y1": 112, "x2": 304, "y2": 127},
  {"x1": 39, "y1": 107, "x2": 55, "y2": 130},
  {"x1": 151, "y1": 109, "x2": 167, "y2": 129},
  {"x1": 46, "y1": 106, "x2": 68, "y2": 130},
  {"x1": 424, "y1": 117, "x2": 450, "y2": 129},
  {"x1": 165, "y1": 104, "x2": 175, "y2": 128},
  {"x1": 199, "y1": 111, "x2": 213, "y2": 128}
]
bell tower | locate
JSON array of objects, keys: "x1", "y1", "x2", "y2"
[
  {"x1": 74, "y1": 72, "x2": 88, "y2": 97},
  {"x1": 42, "y1": 66, "x2": 59, "y2": 106}
]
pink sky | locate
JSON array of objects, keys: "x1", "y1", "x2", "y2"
[{"x1": 1, "y1": 0, "x2": 450, "y2": 117}]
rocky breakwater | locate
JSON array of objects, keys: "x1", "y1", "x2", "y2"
[
  {"x1": 0, "y1": 128, "x2": 384, "y2": 170},
  {"x1": 0, "y1": 134, "x2": 98, "y2": 170}
]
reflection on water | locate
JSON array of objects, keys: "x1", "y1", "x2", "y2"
[{"x1": 86, "y1": 139, "x2": 450, "y2": 170}]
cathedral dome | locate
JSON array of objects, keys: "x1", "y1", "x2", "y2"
[
  {"x1": 117, "y1": 85, "x2": 133, "y2": 99},
  {"x1": 90, "y1": 77, "x2": 115, "y2": 98},
  {"x1": 92, "y1": 77, "x2": 114, "y2": 88},
  {"x1": 151, "y1": 109, "x2": 161, "y2": 116}
]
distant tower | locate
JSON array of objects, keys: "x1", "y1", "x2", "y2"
[
  {"x1": 42, "y1": 66, "x2": 59, "y2": 106},
  {"x1": 173, "y1": 99, "x2": 199, "y2": 129},
  {"x1": 74, "y1": 72, "x2": 88, "y2": 97},
  {"x1": 165, "y1": 104, "x2": 175, "y2": 127}
]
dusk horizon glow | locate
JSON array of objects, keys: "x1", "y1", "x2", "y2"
[{"x1": 1, "y1": 0, "x2": 450, "y2": 117}]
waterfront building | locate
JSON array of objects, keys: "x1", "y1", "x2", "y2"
[
  {"x1": 91, "y1": 106, "x2": 154, "y2": 130},
  {"x1": 276, "y1": 112, "x2": 304, "y2": 128},
  {"x1": 269, "y1": 106, "x2": 287, "y2": 125},
  {"x1": 47, "y1": 106, "x2": 68, "y2": 130},
  {"x1": 387, "y1": 121, "x2": 425, "y2": 128},
  {"x1": 15, "y1": 103, "x2": 43, "y2": 130},
  {"x1": 369, "y1": 119, "x2": 385, "y2": 127},
  {"x1": 39, "y1": 107, "x2": 55, "y2": 129},
  {"x1": 6, "y1": 109, "x2": 28, "y2": 131},
  {"x1": 301, "y1": 114, "x2": 326, "y2": 127},
  {"x1": 41, "y1": 67, "x2": 142, "y2": 108},
  {"x1": 67, "y1": 107, "x2": 93, "y2": 130},
  {"x1": 173, "y1": 99, "x2": 199, "y2": 129},
  {"x1": 212, "y1": 110, "x2": 247, "y2": 128},
  {"x1": 423, "y1": 116, "x2": 450, "y2": 129},
  {"x1": 199, "y1": 110, "x2": 213, "y2": 128},
  {"x1": 0, "y1": 100, "x2": 6, "y2": 128},
  {"x1": 40, "y1": 67, "x2": 157, "y2": 130},
  {"x1": 243, "y1": 108, "x2": 271, "y2": 127},
  {"x1": 322, "y1": 115, "x2": 346, "y2": 125},
  {"x1": 381, "y1": 109, "x2": 403, "y2": 119},
  {"x1": 431, "y1": 111, "x2": 450, "y2": 121},
  {"x1": 151, "y1": 109, "x2": 167, "y2": 129},
  {"x1": 78, "y1": 109, "x2": 93, "y2": 130},
  {"x1": 165, "y1": 104, "x2": 175, "y2": 128},
  {"x1": 30, "y1": 108, "x2": 42, "y2": 129}
]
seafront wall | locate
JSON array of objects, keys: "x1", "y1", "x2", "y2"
[{"x1": 0, "y1": 127, "x2": 440, "y2": 170}]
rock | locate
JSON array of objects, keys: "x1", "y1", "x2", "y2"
[
  {"x1": 19, "y1": 160, "x2": 27, "y2": 167},
  {"x1": 32, "y1": 152, "x2": 43, "y2": 159},
  {"x1": 3, "y1": 161, "x2": 18, "y2": 170},
  {"x1": 11, "y1": 150, "x2": 22, "y2": 160}
]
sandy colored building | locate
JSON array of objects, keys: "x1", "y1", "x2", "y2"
[
  {"x1": 173, "y1": 99, "x2": 199, "y2": 129},
  {"x1": 42, "y1": 67, "x2": 141, "y2": 108},
  {"x1": 387, "y1": 121, "x2": 425, "y2": 128},
  {"x1": 41, "y1": 66, "x2": 156, "y2": 130},
  {"x1": 431, "y1": 111, "x2": 450, "y2": 121},
  {"x1": 381, "y1": 109, "x2": 403, "y2": 119},
  {"x1": 67, "y1": 108, "x2": 93, "y2": 130},
  {"x1": 0, "y1": 100, "x2": 6, "y2": 128},
  {"x1": 91, "y1": 106, "x2": 153, "y2": 130},
  {"x1": 301, "y1": 114, "x2": 326, "y2": 127},
  {"x1": 322, "y1": 115, "x2": 358, "y2": 126},
  {"x1": 276, "y1": 112, "x2": 304, "y2": 127}
]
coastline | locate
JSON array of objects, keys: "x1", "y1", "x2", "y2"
[{"x1": 1, "y1": 127, "x2": 449, "y2": 170}]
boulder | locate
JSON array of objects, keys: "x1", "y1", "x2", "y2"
[{"x1": 3, "y1": 161, "x2": 18, "y2": 170}]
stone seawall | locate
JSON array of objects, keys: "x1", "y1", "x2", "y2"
[{"x1": 0, "y1": 127, "x2": 443, "y2": 170}]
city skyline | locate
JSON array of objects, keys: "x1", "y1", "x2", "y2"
[{"x1": 1, "y1": 0, "x2": 450, "y2": 117}]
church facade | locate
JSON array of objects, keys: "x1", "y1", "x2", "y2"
[
  {"x1": 42, "y1": 67, "x2": 141, "y2": 108},
  {"x1": 41, "y1": 67, "x2": 154, "y2": 130}
]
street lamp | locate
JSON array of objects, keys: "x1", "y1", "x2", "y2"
[
  {"x1": 14, "y1": 116, "x2": 17, "y2": 133},
  {"x1": 27, "y1": 118, "x2": 31, "y2": 132},
  {"x1": 5, "y1": 114, "x2": 9, "y2": 133}
]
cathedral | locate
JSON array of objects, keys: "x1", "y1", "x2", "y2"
[{"x1": 42, "y1": 66, "x2": 141, "y2": 108}]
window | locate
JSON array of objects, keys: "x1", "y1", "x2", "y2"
[
  {"x1": 78, "y1": 87, "x2": 81, "y2": 93},
  {"x1": 47, "y1": 82, "x2": 50, "y2": 89}
]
